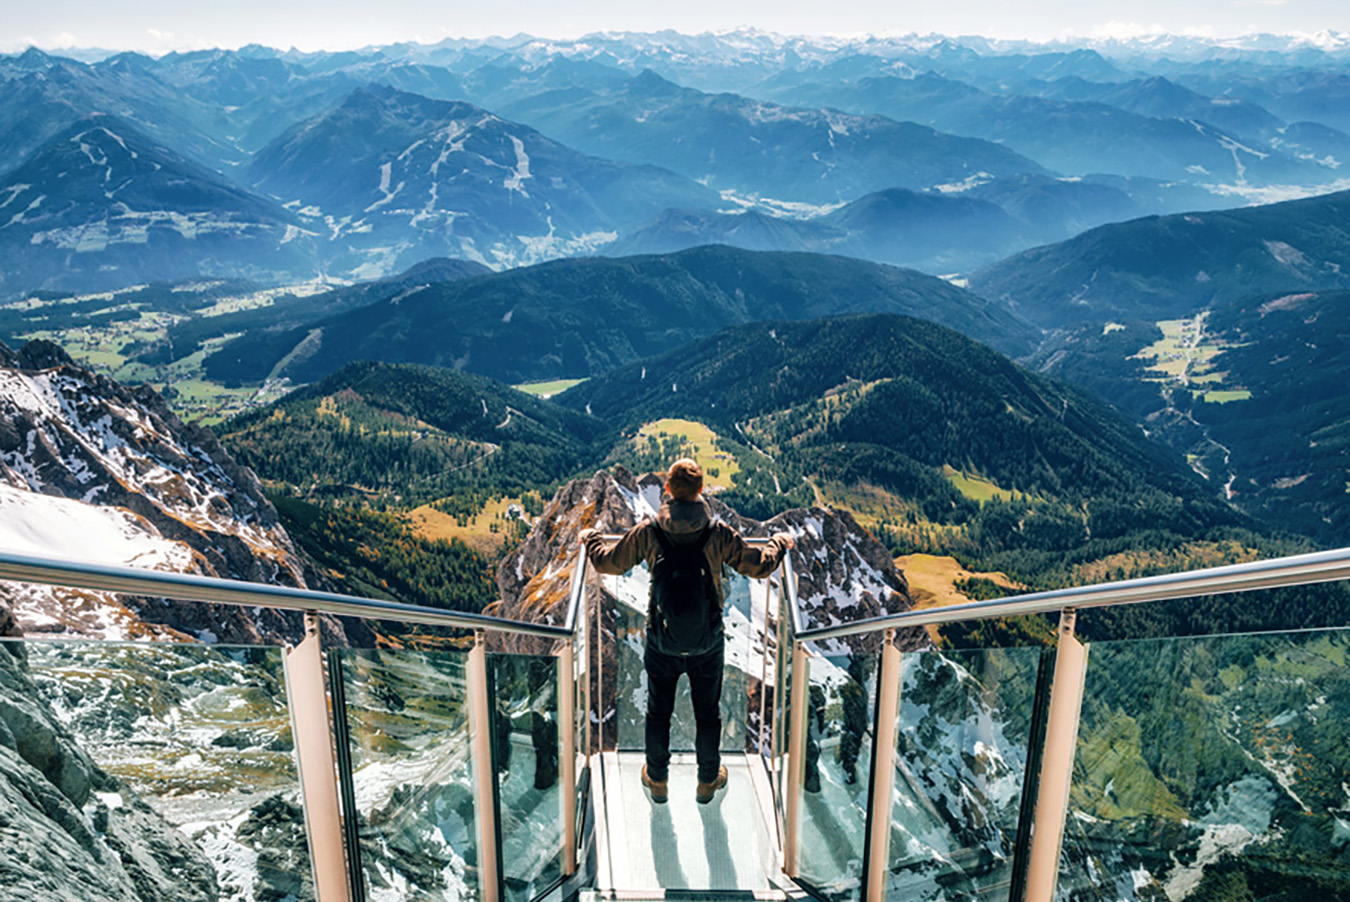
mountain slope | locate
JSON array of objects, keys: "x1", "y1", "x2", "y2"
[
  {"x1": 1032, "y1": 74, "x2": 1285, "y2": 141},
  {"x1": 0, "y1": 340, "x2": 321, "y2": 642},
  {"x1": 560, "y1": 314, "x2": 1202, "y2": 499},
  {"x1": 818, "y1": 188, "x2": 1026, "y2": 270},
  {"x1": 220, "y1": 360, "x2": 606, "y2": 506},
  {"x1": 0, "y1": 116, "x2": 318, "y2": 296},
  {"x1": 604, "y1": 209, "x2": 843, "y2": 258},
  {"x1": 247, "y1": 84, "x2": 720, "y2": 272},
  {"x1": 557, "y1": 313, "x2": 1248, "y2": 583},
  {"x1": 497, "y1": 69, "x2": 1048, "y2": 204},
  {"x1": 202, "y1": 246, "x2": 1040, "y2": 385},
  {"x1": 605, "y1": 188, "x2": 1029, "y2": 272},
  {"x1": 134, "y1": 256, "x2": 491, "y2": 370},
  {"x1": 1033, "y1": 290, "x2": 1350, "y2": 545},
  {"x1": 0, "y1": 50, "x2": 249, "y2": 175},
  {"x1": 969, "y1": 188, "x2": 1350, "y2": 328}
]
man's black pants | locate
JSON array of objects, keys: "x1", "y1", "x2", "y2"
[{"x1": 643, "y1": 642, "x2": 723, "y2": 784}]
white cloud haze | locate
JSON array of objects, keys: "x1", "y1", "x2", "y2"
[{"x1": 1, "y1": 0, "x2": 1347, "y2": 53}]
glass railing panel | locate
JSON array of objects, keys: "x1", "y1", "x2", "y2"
[
  {"x1": 572, "y1": 577, "x2": 591, "y2": 854},
  {"x1": 772, "y1": 564, "x2": 796, "y2": 817},
  {"x1": 746, "y1": 564, "x2": 776, "y2": 759},
  {"x1": 795, "y1": 649, "x2": 878, "y2": 902},
  {"x1": 1060, "y1": 626, "x2": 1350, "y2": 900},
  {"x1": 887, "y1": 646, "x2": 1047, "y2": 901},
  {"x1": 489, "y1": 652, "x2": 562, "y2": 902},
  {"x1": 600, "y1": 562, "x2": 752, "y2": 753},
  {"x1": 337, "y1": 647, "x2": 478, "y2": 902},
  {"x1": 11, "y1": 638, "x2": 311, "y2": 900}
]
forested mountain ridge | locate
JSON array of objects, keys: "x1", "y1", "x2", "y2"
[
  {"x1": 970, "y1": 188, "x2": 1350, "y2": 329},
  {"x1": 133, "y1": 256, "x2": 491, "y2": 373},
  {"x1": 221, "y1": 360, "x2": 606, "y2": 506},
  {"x1": 202, "y1": 245, "x2": 1040, "y2": 385}
]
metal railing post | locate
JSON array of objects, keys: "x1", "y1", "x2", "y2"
[
  {"x1": 863, "y1": 628, "x2": 902, "y2": 902},
  {"x1": 558, "y1": 640, "x2": 578, "y2": 876},
  {"x1": 582, "y1": 573, "x2": 594, "y2": 759},
  {"x1": 782, "y1": 642, "x2": 810, "y2": 877},
  {"x1": 1024, "y1": 609, "x2": 1089, "y2": 902},
  {"x1": 592, "y1": 562, "x2": 607, "y2": 751},
  {"x1": 283, "y1": 612, "x2": 353, "y2": 902},
  {"x1": 757, "y1": 567, "x2": 776, "y2": 757},
  {"x1": 467, "y1": 632, "x2": 502, "y2": 902}
]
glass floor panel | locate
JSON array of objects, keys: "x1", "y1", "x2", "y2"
[{"x1": 598, "y1": 752, "x2": 778, "y2": 893}]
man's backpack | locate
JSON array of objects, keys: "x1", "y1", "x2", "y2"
[{"x1": 648, "y1": 525, "x2": 722, "y2": 656}]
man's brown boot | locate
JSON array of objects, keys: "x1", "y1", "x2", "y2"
[
  {"x1": 695, "y1": 765, "x2": 728, "y2": 804},
  {"x1": 641, "y1": 765, "x2": 668, "y2": 804}
]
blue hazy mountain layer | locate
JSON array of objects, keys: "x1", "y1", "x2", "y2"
[
  {"x1": 969, "y1": 188, "x2": 1350, "y2": 327},
  {"x1": 245, "y1": 84, "x2": 720, "y2": 271},
  {"x1": 0, "y1": 116, "x2": 318, "y2": 294},
  {"x1": 2, "y1": 35, "x2": 1349, "y2": 294},
  {"x1": 493, "y1": 69, "x2": 1048, "y2": 204}
]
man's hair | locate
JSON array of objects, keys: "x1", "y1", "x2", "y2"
[{"x1": 666, "y1": 458, "x2": 704, "y2": 501}]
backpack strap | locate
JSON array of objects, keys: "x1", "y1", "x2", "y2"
[
  {"x1": 651, "y1": 524, "x2": 712, "y2": 557},
  {"x1": 691, "y1": 525, "x2": 713, "y2": 554},
  {"x1": 651, "y1": 523, "x2": 675, "y2": 556}
]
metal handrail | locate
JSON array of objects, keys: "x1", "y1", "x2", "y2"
[
  {"x1": 7, "y1": 541, "x2": 1349, "y2": 644},
  {"x1": 593, "y1": 533, "x2": 777, "y2": 544},
  {"x1": 0, "y1": 549, "x2": 572, "y2": 640},
  {"x1": 796, "y1": 545, "x2": 1350, "y2": 642}
]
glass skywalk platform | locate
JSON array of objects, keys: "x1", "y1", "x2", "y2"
[
  {"x1": 2, "y1": 543, "x2": 1349, "y2": 902},
  {"x1": 596, "y1": 752, "x2": 778, "y2": 893}
]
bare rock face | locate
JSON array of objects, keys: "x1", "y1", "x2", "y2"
[
  {"x1": 0, "y1": 339, "x2": 330, "y2": 644},
  {"x1": 0, "y1": 622, "x2": 218, "y2": 901},
  {"x1": 0, "y1": 598, "x2": 17, "y2": 640}
]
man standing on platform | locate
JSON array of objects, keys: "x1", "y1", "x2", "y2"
[{"x1": 581, "y1": 458, "x2": 794, "y2": 804}]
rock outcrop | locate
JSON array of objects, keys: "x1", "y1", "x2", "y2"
[
  {"x1": 0, "y1": 599, "x2": 219, "y2": 900},
  {"x1": 0, "y1": 339, "x2": 331, "y2": 643},
  {"x1": 494, "y1": 466, "x2": 921, "y2": 649}
]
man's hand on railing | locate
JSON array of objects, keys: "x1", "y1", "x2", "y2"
[{"x1": 578, "y1": 528, "x2": 607, "y2": 559}]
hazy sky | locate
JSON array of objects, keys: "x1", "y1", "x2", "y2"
[{"x1": 4, "y1": 0, "x2": 1348, "y2": 54}]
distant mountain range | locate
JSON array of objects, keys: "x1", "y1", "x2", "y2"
[
  {"x1": 759, "y1": 71, "x2": 1335, "y2": 187},
  {"x1": 491, "y1": 68, "x2": 1047, "y2": 204},
  {"x1": 970, "y1": 188, "x2": 1350, "y2": 328},
  {"x1": 606, "y1": 188, "x2": 1031, "y2": 272},
  {"x1": 3, "y1": 32, "x2": 1350, "y2": 294}
]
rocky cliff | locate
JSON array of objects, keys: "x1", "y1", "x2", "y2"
[
  {"x1": 0, "y1": 598, "x2": 219, "y2": 900},
  {"x1": 0, "y1": 339, "x2": 318, "y2": 643}
]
